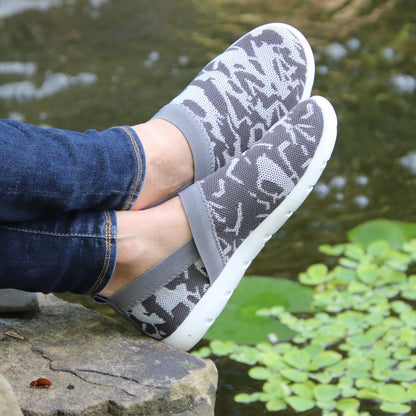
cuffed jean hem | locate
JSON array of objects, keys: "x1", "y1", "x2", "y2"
[
  {"x1": 0, "y1": 210, "x2": 117, "y2": 295},
  {"x1": 116, "y1": 126, "x2": 146, "y2": 211}
]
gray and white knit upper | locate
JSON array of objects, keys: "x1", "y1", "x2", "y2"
[
  {"x1": 112, "y1": 98, "x2": 327, "y2": 340},
  {"x1": 154, "y1": 23, "x2": 314, "y2": 180}
]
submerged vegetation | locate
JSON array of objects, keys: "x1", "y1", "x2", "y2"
[{"x1": 194, "y1": 220, "x2": 416, "y2": 415}]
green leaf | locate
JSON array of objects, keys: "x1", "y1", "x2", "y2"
[
  {"x1": 310, "y1": 351, "x2": 343, "y2": 370},
  {"x1": 380, "y1": 402, "x2": 411, "y2": 414},
  {"x1": 336, "y1": 398, "x2": 360, "y2": 411},
  {"x1": 390, "y1": 370, "x2": 416, "y2": 382},
  {"x1": 378, "y1": 384, "x2": 407, "y2": 403},
  {"x1": 348, "y1": 219, "x2": 407, "y2": 249},
  {"x1": 192, "y1": 346, "x2": 211, "y2": 358},
  {"x1": 234, "y1": 392, "x2": 260, "y2": 403},
  {"x1": 356, "y1": 388, "x2": 380, "y2": 400},
  {"x1": 345, "y1": 244, "x2": 365, "y2": 261},
  {"x1": 373, "y1": 357, "x2": 396, "y2": 372},
  {"x1": 281, "y1": 368, "x2": 309, "y2": 382},
  {"x1": 205, "y1": 276, "x2": 314, "y2": 343},
  {"x1": 209, "y1": 340, "x2": 237, "y2": 356},
  {"x1": 314, "y1": 384, "x2": 341, "y2": 402},
  {"x1": 367, "y1": 240, "x2": 390, "y2": 257},
  {"x1": 406, "y1": 383, "x2": 416, "y2": 400},
  {"x1": 403, "y1": 240, "x2": 416, "y2": 257},
  {"x1": 299, "y1": 264, "x2": 330, "y2": 285},
  {"x1": 356, "y1": 264, "x2": 379, "y2": 284},
  {"x1": 316, "y1": 399, "x2": 336, "y2": 410},
  {"x1": 342, "y1": 410, "x2": 360, "y2": 416},
  {"x1": 292, "y1": 381, "x2": 315, "y2": 398},
  {"x1": 248, "y1": 366, "x2": 271, "y2": 380},
  {"x1": 265, "y1": 399, "x2": 287, "y2": 412},
  {"x1": 263, "y1": 380, "x2": 290, "y2": 399},
  {"x1": 400, "y1": 310, "x2": 416, "y2": 327},
  {"x1": 393, "y1": 347, "x2": 412, "y2": 360},
  {"x1": 285, "y1": 396, "x2": 315, "y2": 412},
  {"x1": 283, "y1": 349, "x2": 311, "y2": 370},
  {"x1": 319, "y1": 244, "x2": 346, "y2": 256}
]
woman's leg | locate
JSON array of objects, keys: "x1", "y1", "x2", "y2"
[
  {"x1": 0, "y1": 23, "x2": 314, "y2": 221},
  {"x1": 0, "y1": 119, "x2": 194, "y2": 222},
  {"x1": 0, "y1": 196, "x2": 191, "y2": 296}
]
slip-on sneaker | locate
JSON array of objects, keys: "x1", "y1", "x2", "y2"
[
  {"x1": 99, "y1": 96, "x2": 337, "y2": 351},
  {"x1": 153, "y1": 22, "x2": 315, "y2": 181}
]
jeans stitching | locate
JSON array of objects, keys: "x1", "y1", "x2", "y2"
[
  {"x1": 0, "y1": 225, "x2": 106, "y2": 238},
  {"x1": 119, "y1": 126, "x2": 143, "y2": 210},
  {"x1": 86, "y1": 210, "x2": 114, "y2": 295}
]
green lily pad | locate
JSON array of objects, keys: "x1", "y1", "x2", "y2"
[
  {"x1": 319, "y1": 244, "x2": 346, "y2": 256},
  {"x1": 380, "y1": 402, "x2": 411, "y2": 414},
  {"x1": 316, "y1": 399, "x2": 336, "y2": 410},
  {"x1": 310, "y1": 350, "x2": 343, "y2": 370},
  {"x1": 314, "y1": 384, "x2": 341, "y2": 402},
  {"x1": 234, "y1": 392, "x2": 260, "y2": 403},
  {"x1": 390, "y1": 370, "x2": 416, "y2": 382},
  {"x1": 406, "y1": 383, "x2": 416, "y2": 400},
  {"x1": 336, "y1": 398, "x2": 360, "y2": 411},
  {"x1": 356, "y1": 387, "x2": 380, "y2": 401},
  {"x1": 356, "y1": 264, "x2": 379, "y2": 284},
  {"x1": 204, "y1": 276, "x2": 314, "y2": 343},
  {"x1": 285, "y1": 396, "x2": 315, "y2": 412},
  {"x1": 283, "y1": 349, "x2": 311, "y2": 370},
  {"x1": 378, "y1": 384, "x2": 407, "y2": 403},
  {"x1": 299, "y1": 263, "x2": 330, "y2": 285},
  {"x1": 265, "y1": 399, "x2": 287, "y2": 412},
  {"x1": 292, "y1": 382, "x2": 315, "y2": 399},
  {"x1": 367, "y1": 240, "x2": 390, "y2": 257},
  {"x1": 281, "y1": 368, "x2": 309, "y2": 383},
  {"x1": 248, "y1": 366, "x2": 271, "y2": 380},
  {"x1": 348, "y1": 220, "x2": 407, "y2": 249}
]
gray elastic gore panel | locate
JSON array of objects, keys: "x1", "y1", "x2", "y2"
[
  {"x1": 180, "y1": 184, "x2": 225, "y2": 283},
  {"x1": 152, "y1": 104, "x2": 214, "y2": 180}
]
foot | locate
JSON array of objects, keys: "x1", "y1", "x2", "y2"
[
  {"x1": 154, "y1": 23, "x2": 315, "y2": 180},
  {"x1": 96, "y1": 97, "x2": 337, "y2": 351},
  {"x1": 128, "y1": 23, "x2": 315, "y2": 209},
  {"x1": 98, "y1": 196, "x2": 191, "y2": 297}
]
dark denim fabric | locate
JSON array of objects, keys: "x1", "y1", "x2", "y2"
[{"x1": 0, "y1": 120, "x2": 146, "y2": 294}]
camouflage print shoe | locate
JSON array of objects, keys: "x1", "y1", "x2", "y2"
[
  {"x1": 153, "y1": 22, "x2": 315, "y2": 181},
  {"x1": 102, "y1": 96, "x2": 337, "y2": 351}
]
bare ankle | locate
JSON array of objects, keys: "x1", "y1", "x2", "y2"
[
  {"x1": 130, "y1": 119, "x2": 194, "y2": 210},
  {"x1": 98, "y1": 197, "x2": 191, "y2": 297}
]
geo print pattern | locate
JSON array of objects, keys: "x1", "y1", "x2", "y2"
[
  {"x1": 171, "y1": 25, "x2": 311, "y2": 169},
  {"x1": 198, "y1": 99, "x2": 324, "y2": 266},
  {"x1": 125, "y1": 260, "x2": 209, "y2": 340}
]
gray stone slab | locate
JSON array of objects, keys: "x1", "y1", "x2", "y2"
[
  {"x1": 0, "y1": 289, "x2": 38, "y2": 313},
  {"x1": 0, "y1": 374, "x2": 23, "y2": 416},
  {"x1": 0, "y1": 294, "x2": 217, "y2": 416}
]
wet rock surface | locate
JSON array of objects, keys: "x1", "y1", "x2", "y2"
[{"x1": 0, "y1": 295, "x2": 217, "y2": 416}]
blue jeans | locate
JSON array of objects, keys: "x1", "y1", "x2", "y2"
[{"x1": 0, "y1": 120, "x2": 146, "y2": 295}]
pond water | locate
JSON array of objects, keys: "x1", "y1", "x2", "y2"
[{"x1": 1, "y1": 0, "x2": 415, "y2": 414}]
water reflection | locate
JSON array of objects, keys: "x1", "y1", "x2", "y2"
[{"x1": 1, "y1": 0, "x2": 415, "y2": 415}]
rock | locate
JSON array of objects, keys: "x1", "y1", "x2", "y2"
[
  {"x1": 0, "y1": 374, "x2": 24, "y2": 416},
  {"x1": 0, "y1": 295, "x2": 217, "y2": 416},
  {"x1": 0, "y1": 289, "x2": 38, "y2": 314}
]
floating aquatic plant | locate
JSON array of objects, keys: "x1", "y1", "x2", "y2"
[{"x1": 194, "y1": 220, "x2": 416, "y2": 415}]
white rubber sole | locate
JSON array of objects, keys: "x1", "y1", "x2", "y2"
[{"x1": 163, "y1": 96, "x2": 337, "y2": 351}]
